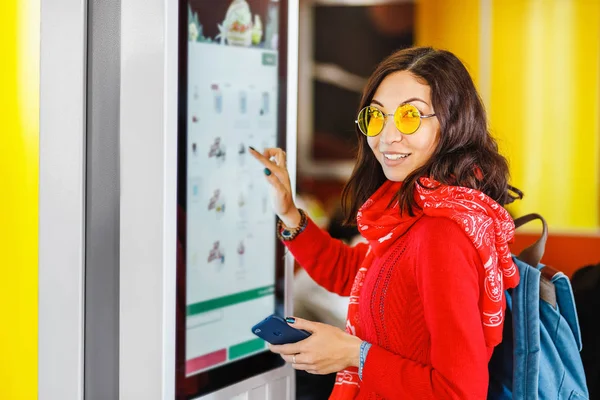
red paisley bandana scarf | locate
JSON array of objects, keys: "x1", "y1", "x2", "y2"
[{"x1": 329, "y1": 178, "x2": 519, "y2": 400}]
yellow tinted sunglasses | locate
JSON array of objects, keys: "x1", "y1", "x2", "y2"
[{"x1": 355, "y1": 103, "x2": 436, "y2": 137}]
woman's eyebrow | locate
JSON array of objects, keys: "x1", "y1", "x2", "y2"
[
  {"x1": 402, "y1": 97, "x2": 429, "y2": 105},
  {"x1": 370, "y1": 97, "x2": 429, "y2": 107}
]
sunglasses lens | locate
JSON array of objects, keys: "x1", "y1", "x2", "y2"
[
  {"x1": 394, "y1": 104, "x2": 421, "y2": 134},
  {"x1": 358, "y1": 106, "x2": 384, "y2": 137}
]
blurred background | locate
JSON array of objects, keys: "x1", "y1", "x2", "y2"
[{"x1": 2, "y1": 0, "x2": 599, "y2": 399}]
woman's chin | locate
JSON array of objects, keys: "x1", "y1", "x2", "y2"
[{"x1": 382, "y1": 166, "x2": 408, "y2": 182}]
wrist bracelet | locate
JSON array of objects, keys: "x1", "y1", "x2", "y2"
[
  {"x1": 277, "y1": 209, "x2": 308, "y2": 242},
  {"x1": 359, "y1": 341, "x2": 372, "y2": 381}
]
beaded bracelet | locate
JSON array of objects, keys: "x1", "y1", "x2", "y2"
[
  {"x1": 359, "y1": 341, "x2": 372, "y2": 380},
  {"x1": 276, "y1": 209, "x2": 308, "y2": 242}
]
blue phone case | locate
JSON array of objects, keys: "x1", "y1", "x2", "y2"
[{"x1": 251, "y1": 315, "x2": 311, "y2": 345}]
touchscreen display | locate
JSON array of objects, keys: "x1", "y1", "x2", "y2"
[{"x1": 184, "y1": 0, "x2": 281, "y2": 378}]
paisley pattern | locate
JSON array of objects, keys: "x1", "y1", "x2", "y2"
[{"x1": 329, "y1": 178, "x2": 519, "y2": 400}]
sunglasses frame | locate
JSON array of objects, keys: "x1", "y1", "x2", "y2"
[{"x1": 355, "y1": 103, "x2": 436, "y2": 137}]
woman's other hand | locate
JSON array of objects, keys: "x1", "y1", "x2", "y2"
[
  {"x1": 249, "y1": 146, "x2": 301, "y2": 228},
  {"x1": 268, "y1": 317, "x2": 362, "y2": 375}
]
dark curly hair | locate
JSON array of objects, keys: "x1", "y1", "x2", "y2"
[{"x1": 342, "y1": 47, "x2": 522, "y2": 223}]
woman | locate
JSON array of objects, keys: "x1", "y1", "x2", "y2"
[{"x1": 250, "y1": 47, "x2": 521, "y2": 399}]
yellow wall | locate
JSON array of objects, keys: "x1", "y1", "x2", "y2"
[
  {"x1": 415, "y1": 0, "x2": 481, "y2": 87},
  {"x1": 0, "y1": 0, "x2": 39, "y2": 398},
  {"x1": 489, "y1": 1, "x2": 600, "y2": 230},
  {"x1": 416, "y1": 0, "x2": 600, "y2": 231}
]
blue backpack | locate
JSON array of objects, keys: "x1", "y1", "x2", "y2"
[{"x1": 488, "y1": 214, "x2": 589, "y2": 399}]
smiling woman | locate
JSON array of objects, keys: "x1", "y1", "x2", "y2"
[{"x1": 250, "y1": 47, "x2": 524, "y2": 399}]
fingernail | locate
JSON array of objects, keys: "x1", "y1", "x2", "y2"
[
  {"x1": 285, "y1": 317, "x2": 296, "y2": 324},
  {"x1": 249, "y1": 146, "x2": 256, "y2": 151},
  {"x1": 264, "y1": 168, "x2": 271, "y2": 176}
]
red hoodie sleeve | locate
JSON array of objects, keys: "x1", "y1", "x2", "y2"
[
  {"x1": 283, "y1": 218, "x2": 368, "y2": 296},
  {"x1": 360, "y1": 219, "x2": 490, "y2": 399}
]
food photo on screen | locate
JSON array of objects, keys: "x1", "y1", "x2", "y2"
[{"x1": 188, "y1": 0, "x2": 279, "y2": 50}]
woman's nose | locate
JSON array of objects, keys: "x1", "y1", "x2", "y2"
[{"x1": 380, "y1": 115, "x2": 403, "y2": 144}]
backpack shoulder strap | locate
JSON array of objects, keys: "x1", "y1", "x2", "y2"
[
  {"x1": 514, "y1": 213, "x2": 547, "y2": 267},
  {"x1": 514, "y1": 213, "x2": 557, "y2": 307}
]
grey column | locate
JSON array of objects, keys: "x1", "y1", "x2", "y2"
[{"x1": 85, "y1": 0, "x2": 121, "y2": 399}]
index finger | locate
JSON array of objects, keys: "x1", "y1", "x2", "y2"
[
  {"x1": 248, "y1": 146, "x2": 279, "y2": 169},
  {"x1": 249, "y1": 147, "x2": 285, "y2": 161}
]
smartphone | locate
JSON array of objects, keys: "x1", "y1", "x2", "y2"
[{"x1": 251, "y1": 314, "x2": 311, "y2": 345}]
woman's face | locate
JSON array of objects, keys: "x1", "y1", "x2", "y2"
[{"x1": 367, "y1": 70, "x2": 440, "y2": 182}]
